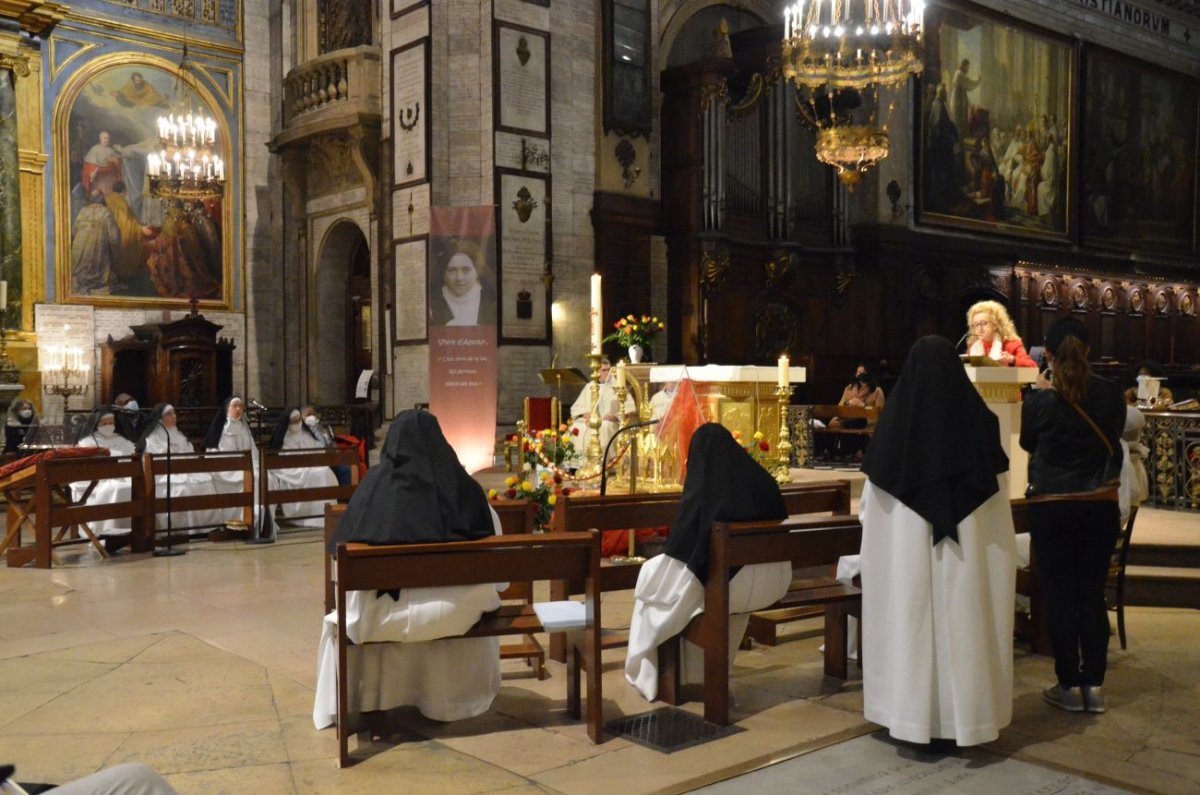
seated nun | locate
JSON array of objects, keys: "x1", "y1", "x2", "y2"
[
  {"x1": 203, "y1": 396, "x2": 258, "y2": 523},
  {"x1": 624, "y1": 423, "x2": 793, "y2": 701},
  {"x1": 72, "y1": 408, "x2": 137, "y2": 553},
  {"x1": 859, "y1": 336, "x2": 1016, "y2": 747},
  {"x1": 112, "y1": 392, "x2": 144, "y2": 441},
  {"x1": 313, "y1": 410, "x2": 507, "y2": 728},
  {"x1": 138, "y1": 404, "x2": 225, "y2": 531},
  {"x1": 268, "y1": 408, "x2": 338, "y2": 527}
]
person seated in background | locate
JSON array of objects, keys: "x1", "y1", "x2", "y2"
[
  {"x1": 624, "y1": 423, "x2": 792, "y2": 702},
  {"x1": 313, "y1": 410, "x2": 506, "y2": 729},
  {"x1": 301, "y1": 405, "x2": 354, "y2": 485},
  {"x1": 965, "y1": 300, "x2": 1037, "y2": 367},
  {"x1": 649, "y1": 379, "x2": 678, "y2": 421},
  {"x1": 138, "y1": 404, "x2": 225, "y2": 532},
  {"x1": 4, "y1": 399, "x2": 38, "y2": 454},
  {"x1": 568, "y1": 357, "x2": 635, "y2": 466},
  {"x1": 267, "y1": 408, "x2": 338, "y2": 527},
  {"x1": 203, "y1": 396, "x2": 258, "y2": 523},
  {"x1": 113, "y1": 392, "x2": 144, "y2": 440},
  {"x1": 1123, "y1": 360, "x2": 1173, "y2": 408},
  {"x1": 73, "y1": 408, "x2": 137, "y2": 554},
  {"x1": 826, "y1": 365, "x2": 885, "y2": 460}
]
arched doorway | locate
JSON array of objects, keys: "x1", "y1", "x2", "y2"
[{"x1": 312, "y1": 221, "x2": 371, "y2": 403}]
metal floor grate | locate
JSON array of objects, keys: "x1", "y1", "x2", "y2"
[{"x1": 605, "y1": 707, "x2": 744, "y2": 754}]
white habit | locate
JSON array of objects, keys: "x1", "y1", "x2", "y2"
[
  {"x1": 624, "y1": 554, "x2": 791, "y2": 701},
  {"x1": 271, "y1": 425, "x2": 338, "y2": 527},
  {"x1": 143, "y1": 425, "x2": 225, "y2": 531},
  {"x1": 208, "y1": 416, "x2": 259, "y2": 522},
  {"x1": 72, "y1": 431, "x2": 136, "y2": 538},
  {"x1": 859, "y1": 477, "x2": 1016, "y2": 746},
  {"x1": 568, "y1": 382, "x2": 635, "y2": 465}
]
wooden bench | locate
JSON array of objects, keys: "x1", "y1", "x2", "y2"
[
  {"x1": 333, "y1": 529, "x2": 604, "y2": 766},
  {"x1": 3, "y1": 454, "x2": 148, "y2": 568},
  {"x1": 546, "y1": 482, "x2": 855, "y2": 663},
  {"x1": 142, "y1": 451, "x2": 254, "y2": 540},
  {"x1": 258, "y1": 447, "x2": 361, "y2": 526},
  {"x1": 809, "y1": 404, "x2": 879, "y2": 464},
  {"x1": 1010, "y1": 498, "x2": 1051, "y2": 656},
  {"x1": 656, "y1": 513, "x2": 864, "y2": 726}
]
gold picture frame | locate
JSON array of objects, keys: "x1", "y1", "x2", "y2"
[{"x1": 53, "y1": 52, "x2": 234, "y2": 309}]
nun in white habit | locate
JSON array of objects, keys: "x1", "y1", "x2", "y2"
[
  {"x1": 268, "y1": 408, "x2": 338, "y2": 527},
  {"x1": 859, "y1": 335, "x2": 1016, "y2": 747},
  {"x1": 203, "y1": 396, "x2": 258, "y2": 523},
  {"x1": 313, "y1": 410, "x2": 506, "y2": 728},
  {"x1": 138, "y1": 404, "x2": 225, "y2": 531},
  {"x1": 625, "y1": 423, "x2": 792, "y2": 701},
  {"x1": 71, "y1": 408, "x2": 137, "y2": 543}
]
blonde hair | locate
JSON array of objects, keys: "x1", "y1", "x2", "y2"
[{"x1": 966, "y1": 300, "x2": 1021, "y2": 345}]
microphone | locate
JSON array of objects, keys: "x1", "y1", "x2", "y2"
[
  {"x1": 600, "y1": 418, "x2": 662, "y2": 496},
  {"x1": 247, "y1": 398, "x2": 268, "y2": 412},
  {"x1": 953, "y1": 330, "x2": 971, "y2": 352}
]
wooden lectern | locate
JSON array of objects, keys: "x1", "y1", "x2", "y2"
[{"x1": 964, "y1": 365, "x2": 1037, "y2": 499}]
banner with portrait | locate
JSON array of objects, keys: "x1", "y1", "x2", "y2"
[{"x1": 428, "y1": 206, "x2": 498, "y2": 473}]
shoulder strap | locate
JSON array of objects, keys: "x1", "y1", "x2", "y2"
[{"x1": 1063, "y1": 397, "x2": 1114, "y2": 457}]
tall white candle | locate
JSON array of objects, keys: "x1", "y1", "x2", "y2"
[
  {"x1": 777, "y1": 354, "x2": 790, "y2": 387},
  {"x1": 590, "y1": 273, "x2": 603, "y2": 355},
  {"x1": 0, "y1": 280, "x2": 7, "y2": 311},
  {"x1": 615, "y1": 360, "x2": 626, "y2": 390}
]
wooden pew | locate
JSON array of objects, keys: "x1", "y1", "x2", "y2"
[
  {"x1": 809, "y1": 404, "x2": 879, "y2": 464},
  {"x1": 4, "y1": 455, "x2": 147, "y2": 568},
  {"x1": 333, "y1": 529, "x2": 604, "y2": 766},
  {"x1": 1010, "y1": 498, "x2": 1052, "y2": 656},
  {"x1": 546, "y1": 482, "x2": 854, "y2": 663},
  {"x1": 258, "y1": 447, "x2": 361, "y2": 526},
  {"x1": 142, "y1": 451, "x2": 254, "y2": 541},
  {"x1": 656, "y1": 513, "x2": 864, "y2": 726}
]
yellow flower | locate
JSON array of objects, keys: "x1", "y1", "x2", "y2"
[
  {"x1": 548, "y1": 494, "x2": 557, "y2": 506},
  {"x1": 753, "y1": 431, "x2": 764, "y2": 441},
  {"x1": 504, "y1": 476, "x2": 518, "y2": 487},
  {"x1": 540, "y1": 470, "x2": 553, "y2": 482},
  {"x1": 521, "y1": 481, "x2": 534, "y2": 493},
  {"x1": 487, "y1": 488, "x2": 498, "y2": 499}
]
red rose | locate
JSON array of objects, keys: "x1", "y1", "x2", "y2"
[
  {"x1": 561, "y1": 487, "x2": 572, "y2": 496},
  {"x1": 571, "y1": 427, "x2": 580, "y2": 436},
  {"x1": 759, "y1": 441, "x2": 770, "y2": 452},
  {"x1": 553, "y1": 472, "x2": 563, "y2": 484},
  {"x1": 505, "y1": 488, "x2": 517, "y2": 499}
]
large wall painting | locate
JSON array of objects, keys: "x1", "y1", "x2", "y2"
[
  {"x1": 1082, "y1": 48, "x2": 1198, "y2": 255},
  {"x1": 917, "y1": 3, "x2": 1075, "y2": 241},
  {"x1": 55, "y1": 58, "x2": 231, "y2": 307}
]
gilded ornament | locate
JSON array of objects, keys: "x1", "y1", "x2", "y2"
[
  {"x1": 1130, "y1": 289, "x2": 1144, "y2": 313},
  {"x1": 1041, "y1": 280, "x2": 1058, "y2": 306},
  {"x1": 512, "y1": 185, "x2": 538, "y2": 223},
  {"x1": 516, "y1": 36, "x2": 531, "y2": 66},
  {"x1": 1101, "y1": 286, "x2": 1116, "y2": 311}
]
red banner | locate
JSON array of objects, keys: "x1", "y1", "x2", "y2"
[{"x1": 429, "y1": 207, "x2": 498, "y2": 473}]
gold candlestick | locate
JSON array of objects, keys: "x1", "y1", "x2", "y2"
[{"x1": 774, "y1": 385, "x2": 794, "y2": 485}]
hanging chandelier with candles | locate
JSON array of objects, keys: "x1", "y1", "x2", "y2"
[
  {"x1": 781, "y1": 0, "x2": 925, "y2": 187},
  {"x1": 146, "y1": 45, "x2": 225, "y2": 205}
]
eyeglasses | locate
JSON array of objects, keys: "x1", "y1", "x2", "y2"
[{"x1": 971, "y1": 321, "x2": 991, "y2": 329}]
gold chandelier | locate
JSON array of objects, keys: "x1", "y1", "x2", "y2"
[
  {"x1": 146, "y1": 45, "x2": 225, "y2": 205},
  {"x1": 782, "y1": 0, "x2": 924, "y2": 186}
]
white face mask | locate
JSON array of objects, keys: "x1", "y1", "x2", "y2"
[
  {"x1": 18, "y1": 409, "x2": 33, "y2": 420},
  {"x1": 304, "y1": 415, "x2": 319, "y2": 427},
  {"x1": 125, "y1": 399, "x2": 139, "y2": 411},
  {"x1": 97, "y1": 424, "x2": 116, "y2": 438}
]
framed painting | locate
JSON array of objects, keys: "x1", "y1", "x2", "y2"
[
  {"x1": 54, "y1": 56, "x2": 232, "y2": 307},
  {"x1": 1081, "y1": 47, "x2": 1198, "y2": 255},
  {"x1": 916, "y1": 2, "x2": 1075, "y2": 241}
]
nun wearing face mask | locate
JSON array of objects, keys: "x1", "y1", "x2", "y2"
[
  {"x1": 624, "y1": 423, "x2": 793, "y2": 701},
  {"x1": 71, "y1": 408, "x2": 137, "y2": 545},
  {"x1": 267, "y1": 408, "x2": 338, "y2": 527},
  {"x1": 138, "y1": 403, "x2": 225, "y2": 531},
  {"x1": 313, "y1": 410, "x2": 506, "y2": 728},
  {"x1": 203, "y1": 396, "x2": 259, "y2": 522},
  {"x1": 5, "y1": 399, "x2": 39, "y2": 454}
]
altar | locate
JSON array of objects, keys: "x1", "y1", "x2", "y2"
[
  {"x1": 648, "y1": 364, "x2": 807, "y2": 452},
  {"x1": 964, "y1": 365, "x2": 1036, "y2": 499}
]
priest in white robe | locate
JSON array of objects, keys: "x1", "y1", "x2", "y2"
[
  {"x1": 625, "y1": 423, "x2": 792, "y2": 701},
  {"x1": 859, "y1": 336, "x2": 1016, "y2": 747},
  {"x1": 203, "y1": 396, "x2": 258, "y2": 523},
  {"x1": 268, "y1": 408, "x2": 338, "y2": 527},
  {"x1": 138, "y1": 404, "x2": 225, "y2": 531},
  {"x1": 568, "y1": 358, "x2": 635, "y2": 467},
  {"x1": 313, "y1": 410, "x2": 506, "y2": 727},
  {"x1": 72, "y1": 409, "x2": 137, "y2": 550}
]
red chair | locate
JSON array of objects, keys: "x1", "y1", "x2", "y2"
[{"x1": 523, "y1": 397, "x2": 560, "y2": 432}]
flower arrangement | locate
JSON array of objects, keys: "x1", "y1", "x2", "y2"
[
  {"x1": 732, "y1": 429, "x2": 773, "y2": 471},
  {"x1": 488, "y1": 471, "x2": 572, "y2": 532},
  {"x1": 602, "y1": 314, "x2": 665, "y2": 349},
  {"x1": 518, "y1": 424, "x2": 578, "y2": 470}
]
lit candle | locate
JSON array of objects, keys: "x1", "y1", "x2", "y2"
[
  {"x1": 615, "y1": 361, "x2": 626, "y2": 390},
  {"x1": 590, "y1": 273, "x2": 603, "y2": 355},
  {"x1": 777, "y1": 354, "x2": 790, "y2": 388},
  {"x1": 0, "y1": 280, "x2": 6, "y2": 311}
]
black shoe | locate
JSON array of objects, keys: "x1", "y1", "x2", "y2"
[{"x1": 103, "y1": 535, "x2": 132, "y2": 556}]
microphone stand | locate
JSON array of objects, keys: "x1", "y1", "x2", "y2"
[
  {"x1": 600, "y1": 418, "x2": 661, "y2": 495},
  {"x1": 152, "y1": 413, "x2": 185, "y2": 558}
]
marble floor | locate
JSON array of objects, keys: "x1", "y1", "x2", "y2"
[{"x1": 1, "y1": 510, "x2": 1198, "y2": 794}]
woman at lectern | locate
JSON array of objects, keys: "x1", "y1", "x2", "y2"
[{"x1": 965, "y1": 300, "x2": 1036, "y2": 367}]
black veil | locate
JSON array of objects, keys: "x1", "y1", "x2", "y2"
[
  {"x1": 329, "y1": 410, "x2": 494, "y2": 552},
  {"x1": 269, "y1": 408, "x2": 302, "y2": 450},
  {"x1": 135, "y1": 403, "x2": 173, "y2": 454},
  {"x1": 203, "y1": 396, "x2": 241, "y2": 450},
  {"x1": 664, "y1": 423, "x2": 787, "y2": 581},
  {"x1": 861, "y1": 335, "x2": 1009, "y2": 545}
]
